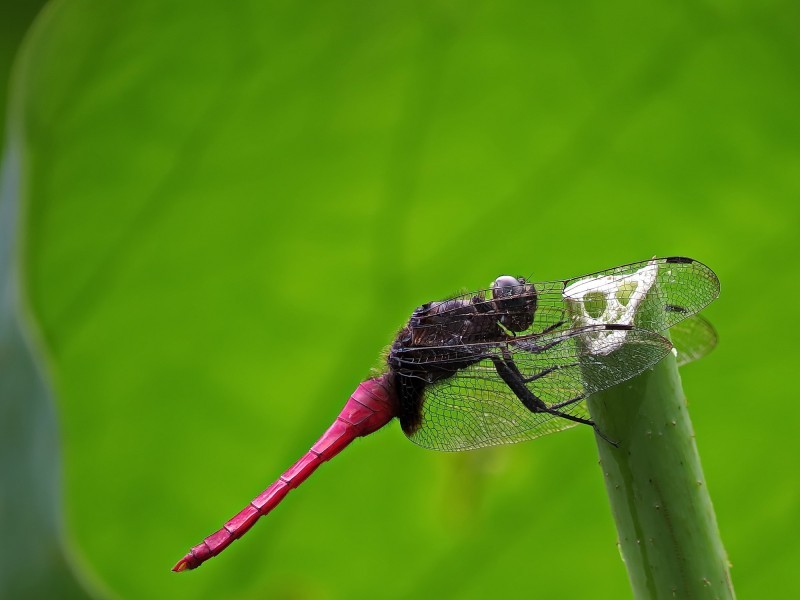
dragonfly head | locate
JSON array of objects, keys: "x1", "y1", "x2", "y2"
[
  {"x1": 492, "y1": 276, "x2": 537, "y2": 332},
  {"x1": 492, "y1": 276, "x2": 534, "y2": 303}
]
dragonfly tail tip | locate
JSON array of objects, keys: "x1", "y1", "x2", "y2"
[{"x1": 171, "y1": 555, "x2": 194, "y2": 572}]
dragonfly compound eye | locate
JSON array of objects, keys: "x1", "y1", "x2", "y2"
[
  {"x1": 493, "y1": 275, "x2": 534, "y2": 305},
  {"x1": 492, "y1": 275, "x2": 524, "y2": 298}
]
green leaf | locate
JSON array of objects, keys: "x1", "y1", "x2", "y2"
[{"x1": 3, "y1": 1, "x2": 800, "y2": 598}]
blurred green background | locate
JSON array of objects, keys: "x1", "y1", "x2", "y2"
[{"x1": 1, "y1": 1, "x2": 799, "y2": 598}]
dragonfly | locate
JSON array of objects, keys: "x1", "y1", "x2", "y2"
[{"x1": 172, "y1": 256, "x2": 719, "y2": 571}]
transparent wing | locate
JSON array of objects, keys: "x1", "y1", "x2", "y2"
[
  {"x1": 670, "y1": 313, "x2": 718, "y2": 367},
  {"x1": 410, "y1": 364, "x2": 580, "y2": 451},
  {"x1": 412, "y1": 257, "x2": 719, "y2": 340},
  {"x1": 407, "y1": 326, "x2": 672, "y2": 451}
]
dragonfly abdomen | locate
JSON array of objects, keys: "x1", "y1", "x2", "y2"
[{"x1": 172, "y1": 376, "x2": 398, "y2": 571}]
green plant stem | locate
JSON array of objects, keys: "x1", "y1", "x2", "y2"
[{"x1": 588, "y1": 350, "x2": 735, "y2": 599}]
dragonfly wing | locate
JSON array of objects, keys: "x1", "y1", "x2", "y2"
[
  {"x1": 556, "y1": 257, "x2": 720, "y2": 333},
  {"x1": 669, "y1": 313, "x2": 718, "y2": 367},
  {"x1": 410, "y1": 257, "x2": 719, "y2": 340},
  {"x1": 408, "y1": 359, "x2": 582, "y2": 451},
  {"x1": 407, "y1": 326, "x2": 672, "y2": 451}
]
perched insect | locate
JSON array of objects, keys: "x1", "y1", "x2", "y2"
[{"x1": 173, "y1": 256, "x2": 719, "y2": 571}]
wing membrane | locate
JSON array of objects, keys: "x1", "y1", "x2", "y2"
[
  {"x1": 407, "y1": 327, "x2": 671, "y2": 451},
  {"x1": 671, "y1": 313, "x2": 718, "y2": 367},
  {"x1": 409, "y1": 257, "x2": 719, "y2": 340}
]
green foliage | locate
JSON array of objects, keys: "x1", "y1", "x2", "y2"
[{"x1": 2, "y1": 1, "x2": 800, "y2": 599}]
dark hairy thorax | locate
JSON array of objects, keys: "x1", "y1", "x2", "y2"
[{"x1": 387, "y1": 278, "x2": 538, "y2": 435}]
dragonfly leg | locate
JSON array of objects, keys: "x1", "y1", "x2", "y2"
[
  {"x1": 491, "y1": 352, "x2": 619, "y2": 447},
  {"x1": 496, "y1": 346, "x2": 575, "y2": 387},
  {"x1": 549, "y1": 393, "x2": 585, "y2": 410},
  {"x1": 541, "y1": 404, "x2": 618, "y2": 446},
  {"x1": 541, "y1": 398, "x2": 618, "y2": 446},
  {"x1": 515, "y1": 325, "x2": 593, "y2": 353},
  {"x1": 489, "y1": 354, "x2": 548, "y2": 412},
  {"x1": 536, "y1": 318, "x2": 567, "y2": 336},
  {"x1": 521, "y1": 362, "x2": 579, "y2": 383},
  {"x1": 519, "y1": 336, "x2": 570, "y2": 353}
]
